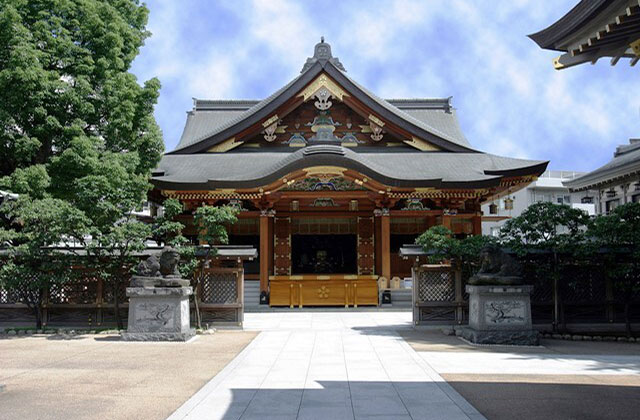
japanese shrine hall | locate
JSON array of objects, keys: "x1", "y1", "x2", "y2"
[{"x1": 150, "y1": 39, "x2": 548, "y2": 307}]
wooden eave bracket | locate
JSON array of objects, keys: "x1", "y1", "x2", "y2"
[{"x1": 207, "y1": 137, "x2": 244, "y2": 153}]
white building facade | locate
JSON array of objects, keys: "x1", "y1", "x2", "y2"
[
  {"x1": 564, "y1": 139, "x2": 640, "y2": 215},
  {"x1": 482, "y1": 170, "x2": 597, "y2": 237}
]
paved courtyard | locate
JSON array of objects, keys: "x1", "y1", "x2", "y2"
[
  {"x1": 402, "y1": 329, "x2": 640, "y2": 420},
  {"x1": 169, "y1": 312, "x2": 484, "y2": 420},
  {"x1": 2, "y1": 312, "x2": 640, "y2": 420}
]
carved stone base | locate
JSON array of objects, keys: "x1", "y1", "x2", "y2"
[
  {"x1": 460, "y1": 327, "x2": 539, "y2": 346},
  {"x1": 124, "y1": 284, "x2": 193, "y2": 342},
  {"x1": 465, "y1": 284, "x2": 537, "y2": 346},
  {"x1": 121, "y1": 330, "x2": 195, "y2": 342}
]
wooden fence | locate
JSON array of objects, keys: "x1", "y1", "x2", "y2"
[
  {"x1": 411, "y1": 254, "x2": 640, "y2": 332},
  {"x1": 0, "y1": 266, "x2": 245, "y2": 327}
]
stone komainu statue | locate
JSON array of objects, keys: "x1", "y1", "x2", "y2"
[
  {"x1": 159, "y1": 246, "x2": 181, "y2": 277},
  {"x1": 136, "y1": 255, "x2": 161, "y2": 277},
  {"x1": 469, "y1": 244, "x2": 523, "y2": 286},
  {"x1": 136, "y1": 246, "x2": 181, "y2": 278}
]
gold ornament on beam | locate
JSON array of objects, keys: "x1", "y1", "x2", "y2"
[
  {"x1": 313, "y1": 87, "x2": 333, "y2": 110},
  {"x1": 369, "y1": 121, "x2": 384, "y2": 142},
  {"x1": 263, "y1": 120, "x2": 280, "y2": 142}
]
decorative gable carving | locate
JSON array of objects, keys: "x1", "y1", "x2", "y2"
[{"x1": 299, "y1": 74, "x2": 348, "y2": 102}]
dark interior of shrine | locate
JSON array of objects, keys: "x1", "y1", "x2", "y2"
[{"x1": 292, "y1": 234, "x2": 357, "y2": 274}]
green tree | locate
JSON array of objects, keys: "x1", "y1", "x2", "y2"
[
  {"x1": 416, "y1": 225, "x2": 457, "y2": 264},
  {"x1": 191, "y1": 205, "x2": 238, "y2": 329},
  {"x1": 499, "y1": 202, "x2": 591, "y2": 255},
  {"x1": 152, "y1": 201, "x2": 238, "y2": 329},
  {"x1": 0, "y1": 197, "x2": 89, "y2": 328},
  {"x1": 588, "y1": 203, "x2": 640, "y2": 336},
  {"x1": 416, "y1": 225, "x2": 496, "y2": 274},
  {"x1": 152, "y1": 198, "x2": 198, "y2": 279},
  {"x1": 499, "y1": 201, "x2": 591, "y2": 332},
  {"x1": 0, "y1": 0, "x2": 163, "y2": 328}
]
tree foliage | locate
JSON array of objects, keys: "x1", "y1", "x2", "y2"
[
  {"x1": 0, "y1": 0, "x2": 163, "y2": 328},
  {"x1": 190, "y1": 205, "x2": 238, "y2": 329},
  {"x1": 416, "y1": 225, "x2": 496, "y2": 270},
  {"x1": 0, "y1": 197, "x2": 89, "y2": 327},
  {"x1": 499, "y1": 202, "x2": 591, "y2": 255},
  {"x1": 152, "y1": 200, "x2": 239, "y2": 329}
]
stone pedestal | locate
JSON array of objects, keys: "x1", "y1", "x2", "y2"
[
  {"x1": 121, "y1": 280, "x2": 195, "y2": 342},
  {"x1": 461, "y1": 284, "x2": 538, "y2": 346}
]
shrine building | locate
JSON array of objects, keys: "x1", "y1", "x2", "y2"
[{"x1": 150, "y1": 39, "x2": 548, "y2": 307}]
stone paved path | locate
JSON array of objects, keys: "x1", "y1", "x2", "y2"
[{"x1": 168, "y1": 312, "x2": 485, "y2": 420}]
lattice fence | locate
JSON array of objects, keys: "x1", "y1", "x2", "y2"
[
  {"x1": 413, "y1": 265, "x2": 464, "y2": 325},
  {"x1": 417, "y1": 270, "x2": 455, "y2": 302},
  {"x1": 198, "y1": 267, "x2": 244, "y2": 325},
  {"x1": 201, "y1": 271, "x2": 239, "y2": 304}
]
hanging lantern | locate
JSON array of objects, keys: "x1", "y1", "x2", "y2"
[
  {"x1": 504, "y1": 197, "x2": 514, "y2": 210},
  {"x1": 489, "y1": 202, "x2": 498, "y2": 214},
  {"x1": 290, "y1": 200, "x2": 299, "y2": 212}
]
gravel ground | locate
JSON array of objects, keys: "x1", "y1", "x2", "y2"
[{"x1": 0, "y1": 331, "x2": 257, "y2": 420}]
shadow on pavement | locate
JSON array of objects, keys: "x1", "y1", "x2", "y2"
[{"x1": 445, "y1": 378, "x2": 640, "y2": 420}]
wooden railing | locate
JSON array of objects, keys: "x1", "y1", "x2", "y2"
[{"x1": 269, "y1": 275, "x2": 378, "y2": 308}]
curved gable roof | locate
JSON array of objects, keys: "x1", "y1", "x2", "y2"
[{"x1": 169, "y1": 42, "x2": 476, "y2": 154}]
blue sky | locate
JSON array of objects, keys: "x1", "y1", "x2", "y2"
[{"x1": 130, "y1": 0, "x2": 640, "y2": 172}]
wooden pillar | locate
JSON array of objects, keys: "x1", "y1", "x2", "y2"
[
  {"x1": 380, "y1": 210, "x2": 391, "y2": 280},
  {"x1": 442, "y1": 215, "x2": 452, "y2": 230},
  {"x1": 267, "y1": 216, "x2": 274, "y2": 278},
  {"x1": 259, "y1": 213, "x2": 269, "y2": 294},
  {"x1": 472, "y1": 214, "x2": 482, "y2": 235},
  {"x1": 374, "y1": 216, "x2": 382, "y2": 275}
]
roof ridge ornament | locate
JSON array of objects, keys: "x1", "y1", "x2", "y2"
[{"x1": 301, "y1": 37, "x2": 346, "y2": 73}]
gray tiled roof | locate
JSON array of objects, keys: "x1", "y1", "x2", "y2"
[
  {"x1": 152, "y1": 145, "x2": 546, "y2": 190},
  {"x1": 177, "y1": 110, "x2": 246, "y2": 150},
  {"x1": 173, "y1": 71, "x2": 309, "y2": 151},
  {"x1": 338, "y1": 71, "x2": 472, "y2": 148},
  {"x1": 564, "y1": 139, "x2": 640, "y2": 190},
  {"x1": 395, "y1": 108, "x2": 470, "y2": 148},
  {"x1": 171, "y1": 40, "x2": 475, "y2": 153},
  {"x1": 176, "y1": 95, "x2": 471, "y2": 151}
]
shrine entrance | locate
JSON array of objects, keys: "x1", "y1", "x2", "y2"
[
  {"x1": 269, "y1": 215, "x2": 378, "y2": 308},
  {"x1": 290, "y1": 217, "x2": 358, "y2": 275},
  {"x1": 291, "y1": 234, "x2": 357, "y2": 275}
]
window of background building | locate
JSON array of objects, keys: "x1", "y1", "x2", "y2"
[{"x1": 606, "y1": 199, "x2": 620, "y2": 213}]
